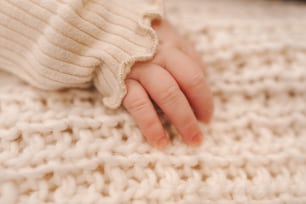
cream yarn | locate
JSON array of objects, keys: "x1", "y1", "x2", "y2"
[
  {"x1": 1, "y1": 0, "x2": 306, "y2": 203},
  {"x1": 0, "y1": 0, "x2": 163, "y2": 109}
]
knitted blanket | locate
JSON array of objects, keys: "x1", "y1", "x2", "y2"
[{"x1": 1, "y1": 0, "x2": 306, "y2": 203}]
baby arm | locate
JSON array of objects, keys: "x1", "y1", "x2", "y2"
[
  {"x1": 0, "y1": 0, "x2": 213, "y2": 149},
  {"x1": 123, "y1": 20, "x2": 214, "y2": 148}
]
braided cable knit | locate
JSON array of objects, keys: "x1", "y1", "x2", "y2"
[{"x1": 1, "y1": 0, "x2": 306, "y2": 203}]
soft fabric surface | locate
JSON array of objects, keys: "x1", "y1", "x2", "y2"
[
  {"x1": 0, "y1": 0, "x2": 163, "y2": 109},
  {"x1": 1, "y1": 0, "x2": 306, "y2": 203}
]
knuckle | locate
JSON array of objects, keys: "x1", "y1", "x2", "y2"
[
  {"x1": 187, "y1": 73, "x2": 205, "y2": 90},
  {"x1": 159, "y1": 84, "x2": 181, "y2": 106},
  {"x1": 125, "y1": 96, "x2": 148, "y2": 113},
  {"x1": 123, "y1": 83, "x2": 148, "y2": 113}
]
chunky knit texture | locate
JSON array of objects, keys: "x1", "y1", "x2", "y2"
[
  {"x1": 1, "y1": 0, "x2": 306, "y2": 203},
  {"x1": 0, "y1": 0, "x2": 163, "y2": 109}
]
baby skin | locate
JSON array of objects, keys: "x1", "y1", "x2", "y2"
[{"x1": 123, "y1": 20, "x2": 214, "y2": 148}]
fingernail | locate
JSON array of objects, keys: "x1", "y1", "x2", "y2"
[
  {"x1": 189, "y1": 134, "x2": 203, "y2": 147},
  {"x1": 201, "y1": 117, "x2": 212, "y2": 124},
  {"x1": 200, "y1": 110, "x2": 214, "y2": 124},
  {"x1": 156, "y1": 137, "x2": 169, "y2": 149}
]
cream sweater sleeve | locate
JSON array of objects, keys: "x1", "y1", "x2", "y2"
[{"x1": 0, "y1": 0, "x2": 163, "y2": 109}]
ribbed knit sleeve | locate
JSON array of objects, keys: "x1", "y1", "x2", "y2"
[{"x1": 0, "y1": 0, "x2": 163, "y2": 109}]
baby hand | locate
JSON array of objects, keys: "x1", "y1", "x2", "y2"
[{"x1": 123, "y1": 20, "x2": 214, "y2": 148}]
